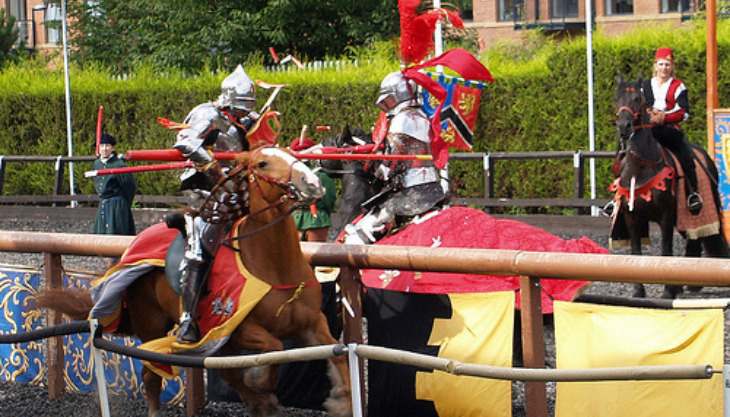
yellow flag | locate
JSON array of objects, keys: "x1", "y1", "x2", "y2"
[{"x1": 554, "y1": 301, "x2": 723, "y2": 417}]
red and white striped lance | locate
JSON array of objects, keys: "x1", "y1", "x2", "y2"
[{"x1": 86, "y1": 149, "x2": 432, "y2": 177}]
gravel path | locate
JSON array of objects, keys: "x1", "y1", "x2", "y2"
[{"x1": 0, "y1": 215, "x2": 727, "y2": 416}]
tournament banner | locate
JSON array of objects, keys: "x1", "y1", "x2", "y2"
[
  {"x1": 711, "y1": 109, "x2": 730, "y2": 240},
  {"x1": 0, "y1": 263, "x2": 184, "y2": 405},
  {"x1": 0, "y1": 264, "x2": 43, "y2": 384},
  {"x1": 554, "y1": 301, "x2": 723, "y2": 417},
  {"x1": 421, "y1": 71, "x2": 486, "y2": 151},
  {"x1": 365, "y1": 288, "x2": 514, "y2": 417}
]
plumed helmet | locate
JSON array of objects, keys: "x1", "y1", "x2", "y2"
[
  {"x1": 376, "y1": 71, "x2": 421, "y2": 113},
  {"x1": 217, "y1": 64, "x2": 256, "y2": 112}
]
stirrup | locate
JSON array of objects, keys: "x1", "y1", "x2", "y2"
[
  {"x1": 177, "y1": 317, "x2": 200, "y2": 343},
  {"x1": 687, "y1": 192, "x2": 703, "y2": 214},
  {"x1": 602, "y1": 200, "x2": 616, "y2": 217}
]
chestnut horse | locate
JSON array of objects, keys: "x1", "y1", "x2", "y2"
[
  {"x1": 38, "y1": 146, "x2": 352, "y2": 417},
  {"x1": 612, "y1": 75, "x2": 729, "y2": 298}
]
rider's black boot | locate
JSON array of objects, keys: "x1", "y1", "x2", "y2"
[{"x1": 682, "y1": 154, "x2": 703, "y2": 215}]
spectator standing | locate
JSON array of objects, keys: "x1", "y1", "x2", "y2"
[{"x1": 93, "y1": 133, "x2": 137, "y2": 235}]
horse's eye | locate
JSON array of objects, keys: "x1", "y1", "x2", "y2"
[{"x1": 257, "y1": 161, "x2": 267, "y2": 169}]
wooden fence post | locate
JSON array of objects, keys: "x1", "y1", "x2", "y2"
[
  {"x1": 186, "y1": 368, "x2": 205, "y2": 416},
  {"x1": 483, "y1": 153, "x2": 493, "y2": 214},
  {"x1": 573, "y1": 151, "x2": 584, "y2": 215},
  {"x1": 53, "y1": 156, "x2": 64, "y2": 208},
  {"x1": 339, "y1": 265, "x2": 366, "y2": 416},
  {"x1": 44, "y1": 252, "x2": 65, "y2": 399},
  {"x1": 519, "y1": 275, "x2": 547, "y2": 417}
]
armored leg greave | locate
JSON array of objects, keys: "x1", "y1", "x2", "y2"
[{"x1": 177, "y1": 214, "x2": 205, "y2": 343}]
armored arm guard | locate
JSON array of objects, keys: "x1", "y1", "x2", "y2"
[{"x1": 173, "y1": 103, "x2": 238, "y2": 164}]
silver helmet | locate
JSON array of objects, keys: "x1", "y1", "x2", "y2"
[
  {"x1": 216, "y1": 65, "x2": 256, "y2": 112},
  {"x1": 376, "y1": 71, "x2": 420, "y2": 113}
]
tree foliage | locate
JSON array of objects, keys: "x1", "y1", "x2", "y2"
[
  {"x1": 0, "y1": 9, "x2": 19, "y2": 67},
  {"x1": 64, "y1": 0, "x2": 399, "y2": 73}
]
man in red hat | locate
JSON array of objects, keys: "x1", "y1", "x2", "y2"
[{"x1": 643, "y1": 47, "x2": 702, "y2": 213}]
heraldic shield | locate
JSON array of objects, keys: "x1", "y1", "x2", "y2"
[{"x1": 421, "y1": 72, "x2": 486, "y2": 151}]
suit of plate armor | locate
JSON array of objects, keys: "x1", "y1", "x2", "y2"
[
  {"x1": 344, "y1": 71, "x2": 446, "y2": 245},
  {"x1": 173, "y1": 65, "x2": 258, "y2": 343}
]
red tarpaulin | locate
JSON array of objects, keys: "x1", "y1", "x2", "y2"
[{"x1": 360, "y1": 207, "x2": 607, "y2": 313}]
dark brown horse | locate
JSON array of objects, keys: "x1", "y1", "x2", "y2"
[
  {"x1": 612, "y1": 75, "x2": 729, "y2": 298},
  {"x1": 38, "y1": 145, "x2": 352, "y2": 417}
]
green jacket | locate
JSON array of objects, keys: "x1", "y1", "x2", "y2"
[
  {"x1": 293, "y1": 170, "x2": 336, "y2": 231},
  {"x1": 93, "y1": 154, "x2": 137, "y2": 235}
]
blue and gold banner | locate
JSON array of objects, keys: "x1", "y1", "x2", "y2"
[
  {"x1": 712, "y1": 110, "x2": 730, "y2": 240},
  {"x1": 421, "y1": 72, "x2": 486, "y2": 151},
  {"x1": 0, "y1": 264, "x2": 44, "y2": 385},
  {"x1": 0, "y1": 263, "x2": 184, "y2": 405}
]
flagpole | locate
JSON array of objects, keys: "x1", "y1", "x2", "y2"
[
  {"x1": 433, "y1": 0, "x2": 450, "y2": 194},
  {"x1": 61, "y1": 0, "x2": 76, "y2": 207},
  {"x1": 586, "y1": 0, "x2": 597, "y2": 216}
]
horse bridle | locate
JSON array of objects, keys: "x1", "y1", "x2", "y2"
[
  {"x1": 221, "y1": 146, "x2": 303, "y2": 245},
  {"x1": 616, "y1": 86, "x2": 663, "y2": 167},
  {"x1": 616, "y1": 86, "x2": 652, "y2": 133}
]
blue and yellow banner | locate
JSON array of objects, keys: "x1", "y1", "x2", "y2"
[{"x1": 421, "y1": 72, "x2": 486, "y2": 151}]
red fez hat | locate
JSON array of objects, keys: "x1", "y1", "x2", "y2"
[
  {"x1": 655, "y1": 47, "x2": 674, "y2": 62},
  {"x1": 290, "y1": 137, "x2": 316, "y2": 151}
]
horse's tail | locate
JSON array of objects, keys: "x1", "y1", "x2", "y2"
[{"x1": 36, "y1": 287, "x2": 94, "y2": 322}]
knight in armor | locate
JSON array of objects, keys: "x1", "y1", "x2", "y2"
[
  {"x1": 344, "y1": 71, "x2": 447, "y2": 245},
  {"x1": 172, "y1": 64, "x2": 258, "y2": 343},
  {"x1": 643, "y1": 47, "x2": 702, "y2": 214}
]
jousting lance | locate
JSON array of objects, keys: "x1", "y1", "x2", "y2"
[
  {"x1": 86, "y1": 149, "x2": 432, "y2": 177},
  {"x1": 123, "y1": 148, "x2": 432, "y2": 162},
  {"x1": 85, "y1": 161, "x2": 192, "y2": 178}
]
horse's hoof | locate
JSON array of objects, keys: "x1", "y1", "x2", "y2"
[{"x1": 632, "y1": 284, "x2": 646, "y2": 298}]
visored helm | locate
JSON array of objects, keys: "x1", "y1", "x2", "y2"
[
  {"x1": 217, "y1": 64, "x2": 256, "y2": 112},
  {"x1": 376, "y1": 71, "x2": 420, "y2": 113}
]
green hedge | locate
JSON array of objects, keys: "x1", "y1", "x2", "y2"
[{"x1": 1, "y1": 22, "x2": 729, "y2": 213}]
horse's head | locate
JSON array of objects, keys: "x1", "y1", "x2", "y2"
[
  {"x1": 236, "y1": 144, "x2": 325, "y2": 209},
  {"x1": 613, "y1": 74, "x2": 647, "y2": 147},
  {"x1": 319, "y1": 125, "x2": 374, "y2": 176}
]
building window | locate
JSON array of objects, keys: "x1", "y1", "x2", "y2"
[
  {"x1": 662, "y1": 0, "x2": 690, "y2": 12},
  {"x1": 606, "y1": 0, "x2": 634, "y2": 14},
  {"x1": 452, "y1": 0, "x2": 474, "y2": 21},
  {"x1": 499, "y1": 0, "x2": 525, "y2": 21},
  {"x1": 552, "y1": 0, "x2": 579, "y2": 17},
  {"x1": 45, "y1": 4, "x2": 63, "y2": 45}
]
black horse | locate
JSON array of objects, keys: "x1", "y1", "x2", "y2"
[
  {"x1": 612, "y1": 75, "x2": 729, "y2": 298},
  {"x1": 319, "y1": 125, "x2": 382, "y2": 242}
]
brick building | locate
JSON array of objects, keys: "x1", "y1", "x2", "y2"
[
  {"x1": 463, "y1": 0, "x2": 698, "y2": 48},
  {"x1": 7, "y1": 0, "x2": 699, "y2": 52}
]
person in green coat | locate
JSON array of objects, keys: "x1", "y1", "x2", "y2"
[
  {"x1": 290, "y1": 137, "x2": 336, "y2": 242},
  {"x1": 93, "y1": 133, "x2": 137, "y2": 235}
]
